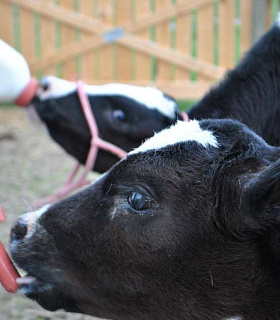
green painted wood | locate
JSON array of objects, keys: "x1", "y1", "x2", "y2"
[
  {"x1": 234, "y1": 0, "x2": 241, "y2": 63},
  {"x1": 12, "y1": 4, "x2": 20, "y2": 52},
  {"x1": 150, "y1": 0, "x2": 157, "y2": 82},
  {"x1": 190, "y1": 9, "x2": 197, "y2": 81}
]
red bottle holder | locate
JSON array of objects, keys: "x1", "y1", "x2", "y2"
[
  {"x1": 0, "y1": 206, "x2": 20, "y2": 292},
  {"x1": 15, "y1": 77, "x2": 38, "y2": 107}
]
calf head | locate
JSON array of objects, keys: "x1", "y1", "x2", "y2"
[
  {"x1": 10, "y1": 119, "x2": 280, "y2": 320},
  {"x1": 30, "y1": 76, "x2": 179, "y2": 173}
]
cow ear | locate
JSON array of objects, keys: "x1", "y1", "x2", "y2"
[{"x1": 243, "y1": 158, "x2": 280, "y2": 222}]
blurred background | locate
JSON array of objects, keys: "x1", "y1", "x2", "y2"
[{"x1": 0, "y1": 0, "x2": 279, "y2": 319}]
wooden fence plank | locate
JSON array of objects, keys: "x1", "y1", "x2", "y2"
[
  {"x1": 59, "y1": 0, "x2": 75, "y2": 79},
  {"x1": 240, "y1": 0, "x2": 252, "y2": 57},
  {"x1": 125, "y1": 0, "x2": 216, "y2": 33},
  {"x1": 19, "y1": 7, "x2": 35, "y2": 62},
  {"x1": 155, "y1": 0, "x2": 171, "y2": 82},
  {"x1": 3, "y1": 0, "x2": 215, "y2": 37},
  {"x1": 134, "y1": 2, "x2": 151, "y2": 81},
  {"x1": 28, "y1": 32, "x2": 226, "y2": 80},
  {"x1": 266, "y1": 0, "x2": 272, "y2": 29},
  {"x1": 116, "y1": 0, "x2": 131, "y2": 82},
  {"x1": 80, "y1": 0, "x2": 95, "y2": 82},
  {"x1": 147, "y1": 81, "x2": 212, "y2": 99},
  {"x1": 3, "y1": 0, "x2": 255, "y2": 99},
  {"x1": 3, "y1": 0, "x2": 225, "y2": 78},
  {"x1": 40, "y1": 0, "x2": 56, "y2": 76},
  {"x1": 0, "y1": 2, "x2": 13, "y2": 44},
  {"x1": 85, "y1": 80, "x2": 212, "y2": 100},
  {"x1": 197, "y1": 3, "x2": 213, "y2": 73},
  {"x1": 175, "y1": 0, "x2": 191, "y2": 81},
  {"x1": 251, "y1": 0, "x2": 267, "y2": 45},
  {"x1": 98, "y1": 0, "x2": 113, "y2": 81},
  {"x1": 3, "y1": 0, "x2": 109, "y2": 35},
  {"x1": 219, "y1": 0, "x2": 235, "y2": 68}
]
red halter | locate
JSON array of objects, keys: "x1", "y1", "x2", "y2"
[
  {"x1": 16, "y1": 79, "x2": 189, "y2": 206},
  {"x1": 0, "y1": 81, "x2": 191, "y2": 293},
  {"x1": 35, "y1": 81, "x2": 127, "y2": 207},
  {"x1": 180, "y1": 111, "x2": 190, "y2": 122}
]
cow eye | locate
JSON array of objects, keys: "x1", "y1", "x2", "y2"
[
  {"x1": 127, "y1": 192, "x2": 154, "y2": 212},
  {"x1": 113, "y1": 109, "x2": 126, "y2": 122}
]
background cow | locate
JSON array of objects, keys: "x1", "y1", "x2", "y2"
[
  {"x1": 10, "y1": 118, "x2": 280, "y2": 320},
  {"x1": 31, "y1": 78, "x2": 179, "y2": 173},
  {"x1": 28, "y1": 18, "x2": 280, "y2": 172},
  {"x1": 0, "y1": 38, "x2": 179, "y2": 174}
]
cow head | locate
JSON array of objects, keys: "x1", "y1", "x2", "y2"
[
  {"x1": 10, "y1": 119, "x2": 280, "y2": 319},
  {"x1": 30, "y1": 76, "x2": 180, "y2": 173}
]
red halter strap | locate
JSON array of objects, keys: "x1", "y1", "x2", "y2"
[
  {"x1": 180, "y1": 111, "x2": 189, "y2": 122},
  {"x1": 33, "y1": 80, "x2": 188, "y2": 207},
  {"x1": 35, "y1": 81, "x2": 127, "y2": 207},
  {"x1": 0, "y1": 206, "x2": 20, "y2": 292},
  {"x1": 15, "y1": 77, "x2": 38, "y2": 107}
]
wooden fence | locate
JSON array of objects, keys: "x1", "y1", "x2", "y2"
[{"x1": 0, "y1": 0, "x2": 279, "y2": 100}]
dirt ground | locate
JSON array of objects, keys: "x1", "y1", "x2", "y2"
[{"x1": 0, "y1": 107, "x2": 100, "y2": 320}]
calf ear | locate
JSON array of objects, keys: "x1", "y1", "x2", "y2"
[{"x1": 243, "y1": 158, "x2": 280, "y2": 222}]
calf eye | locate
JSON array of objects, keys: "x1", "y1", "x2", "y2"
[
  {"x1": 113, "y1": 109, "x2": 126, "y2": 122},
  {"x1": 128, "y1": 192, "x2": 154, "y2": 212},
  {"x1": 39, "y1": 77, "x2": 50, "y2": 91}
]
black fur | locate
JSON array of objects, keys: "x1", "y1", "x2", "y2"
[
  {"x1": 32, "y1": 24, "x2": 280, "y2": 175},
  {"x1": 188, "y1": 25, "x2": 280, "y2": 146},
  {"x1": 10, "y1": 119, "x2": 280, "y2": 319},
  {"x1": 32, "y1": 91, "x2": 177, "y2": 173}
]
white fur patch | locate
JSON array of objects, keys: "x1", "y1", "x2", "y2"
[
  {"x1": 130, "y1": 120, "x2": 218, "y2": 155},
  {"x1": 36, "y1": 76, "x2": 177, "y2": 119},
  {"x1": 21, "y1": 204, "x2": 50, "y2": 239},
  {"x1": 276, "y1": 12, "x2": 280, "y2": 27}
]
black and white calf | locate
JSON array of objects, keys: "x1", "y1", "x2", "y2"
[
  {"x1": 30, "y1": 17, "x2": 280, "y2": 169},
  {"x1": 0, "y1": 38, "x2": 178, "y2": 174},
  {"x1": 31, "y1": 78, "x2": 178, "y2": 173},
  {"x1": 10, "y1": 118, "x2": 280, "y2": 320}
]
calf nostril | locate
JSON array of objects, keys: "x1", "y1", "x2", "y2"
[
  {"x1": 40, "y1": 77, "x2": 50, "y2": 91},
  {"x1": 11, "y1": 220, "x2": 28, "y2": 241}
]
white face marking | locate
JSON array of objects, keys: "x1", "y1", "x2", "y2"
[
  {"x1": 36, "y1": 76, "x2": 178, "y2": 119},
  {"x1": 0, "y1": 39, "x2": 31, "y2": 103},
  {"x1": 129, "y1": 120, "x2": 218, "y2": 155},
  {"x1": 21, "y1": 204, "x2": 50, "y2": 239}
]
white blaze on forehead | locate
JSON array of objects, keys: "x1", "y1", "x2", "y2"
[
  {"x1": 37, "y1": 76, "x2": 177, "y2": 119},
  {"x1": 130, "y1": 120, "x2": 218, "y2": 155}
]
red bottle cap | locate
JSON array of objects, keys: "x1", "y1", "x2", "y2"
[
  {"x1": 0, "y1": 206, "x2": 20, "y2": 292},
  {"x1": 15, "y1": 77, "x2": 38, "y2": 107}
]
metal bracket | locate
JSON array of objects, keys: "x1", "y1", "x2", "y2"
[{"x1": 103, "y1": 27, "x2": 125, "y2": 43}]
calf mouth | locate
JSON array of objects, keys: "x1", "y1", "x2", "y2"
[
  {"x1": 17, "y1": 274, "x2": 58, "y2": 309},
  {"x1": 17, "y1": 271, "x2": 54, "y2": 295},
  {"x1": 11, "y1": 245, "x2": 65, "y2": 310},
  {"x1": 9, "y1": 213, "x2": 78, "y2": 312},
  {"x1": 11, "y1": 251, "x2": 79, "y2": 312}
]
